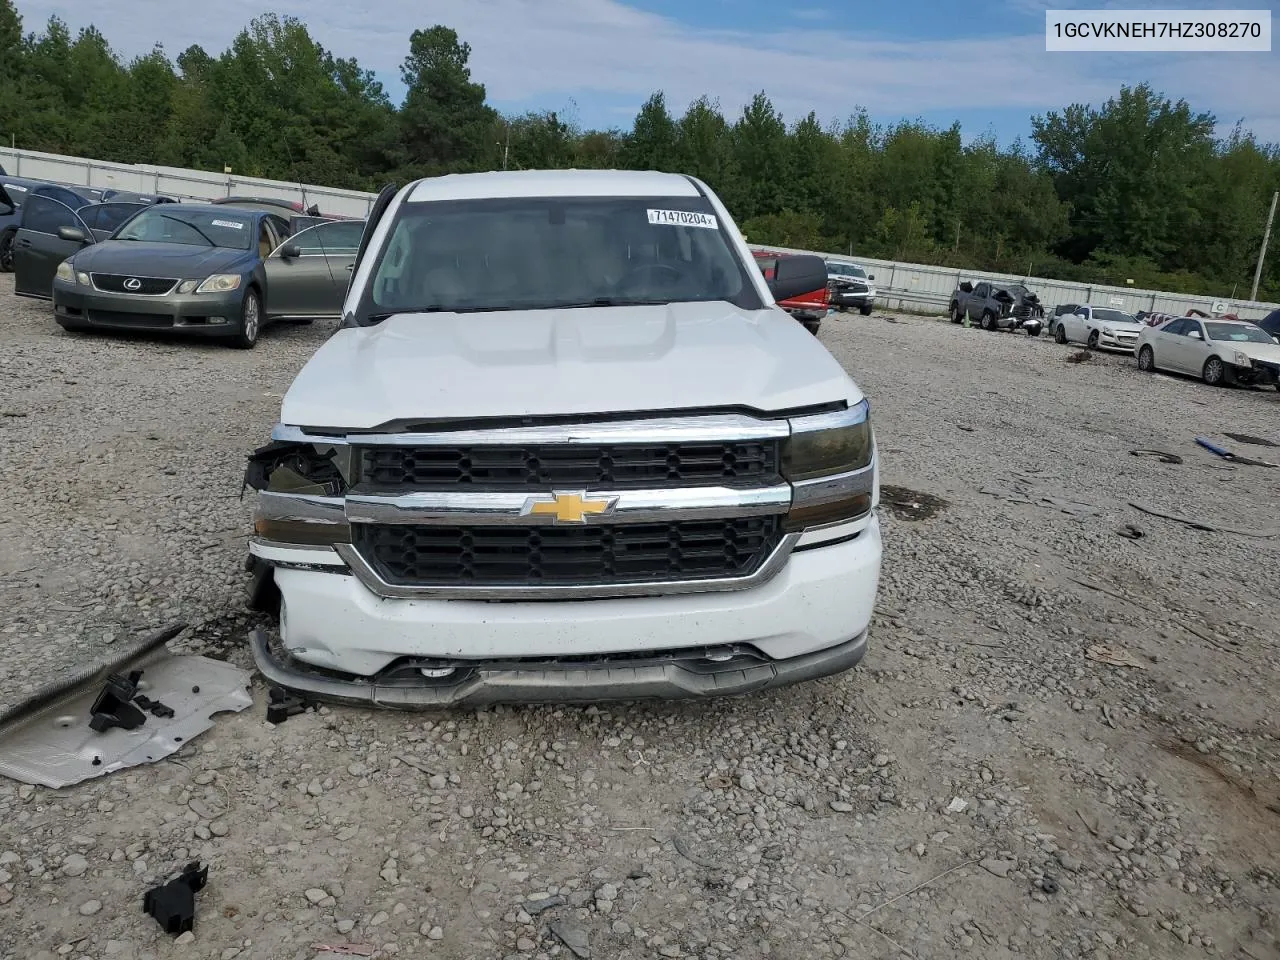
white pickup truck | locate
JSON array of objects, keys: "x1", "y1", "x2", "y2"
[{"x1": 243, "y1": 169, "x2": 882, "y2": 707}]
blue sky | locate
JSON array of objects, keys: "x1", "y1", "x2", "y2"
[{"x1": 15, "y1": 0, "x2": 1280, "y2": 144}]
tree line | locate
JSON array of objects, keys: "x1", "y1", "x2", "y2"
[{"x1": 1, "y1": 3, "x2": 1277, "y2": 300}]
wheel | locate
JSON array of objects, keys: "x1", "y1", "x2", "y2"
[
  {"x1": 949, "y1": 303, "x2": 963, "y2": 324},
  {"x1": 1026, "y1": 326, "x2": 1041, "y2": 337},
  {"x1": 859, "y1": 304, "x2": 873, "y2": 316},
  {"x1": 230, "y1": 288, "x2": 262, "y2": 349},
  {"x1": 981, "y1": 311, "x2": 997, "y2": 331},
  {"x1": 1137, "y1": 345, "x2": 1155, "y2": 372},
  {"x1": 1202, "y1": 355, "x2": 1226, "y2": 386},
  {"x1": 1054, "y1": 322, "x2": 1067, "y2": 344},
  {"x1": 1086, "y1": 330, "x2": 1099, "y2": 349},
  {"x1": 0, "y1": 230, "x2": 14, "y2": 273}
]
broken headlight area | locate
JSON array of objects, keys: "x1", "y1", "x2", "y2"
[{"x1": 242, "y1": 440, "x2": 352, "y2": 497}]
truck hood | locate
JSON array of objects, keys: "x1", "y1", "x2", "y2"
[{"x1": 281, "y1": 302, "x2": 861, "y2": 430}]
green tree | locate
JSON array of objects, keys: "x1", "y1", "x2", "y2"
[
  {"x1": 623, "y1": 92, "x2": 677, "y2": 171},
  {"x1": 399, "y1": 25, "x2": 497, "y2": 175}
]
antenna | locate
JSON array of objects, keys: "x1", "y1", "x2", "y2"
[{"x1": 282, "y1": 137, "x2": 309, "y2": 214}]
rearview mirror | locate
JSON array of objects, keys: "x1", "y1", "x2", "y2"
[
  {"x1": 57, "y1": 226, "x2": 87, "y2": 244},
  {"x1": 280, "y1": 243, "x2": 301, "y2": 259},
  {"x1": 766, "y1": 254, "x2": 829, "y2": 304}
]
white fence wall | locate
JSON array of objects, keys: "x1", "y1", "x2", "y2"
[
  {"x1": 4, "y1": 145, "x2": 1277, "y2": 319},
  {"x1": 1, "y1": 146, "x2": 378, "y2": 218}
]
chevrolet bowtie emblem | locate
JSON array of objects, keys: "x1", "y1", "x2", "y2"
[{"x1": 522, "y1": 491, "x2": 618, "y2": 523}]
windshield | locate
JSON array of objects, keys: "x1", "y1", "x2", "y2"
[
  {"x1": 365, "y1": 195, "x2": 762, "y2": 316},
  {"x1": 114, "y1": 208, "x2": 254, "y2": 249},
  {"x1": 1093, "y1": 308, "x2": 1135, "y2": 325},
  {"x1": 830, "y1": 263, "x2": 866, "y2": 279},
  {"x1": 1205, "y1": 321, "x2": 1274, "y2": 343}
]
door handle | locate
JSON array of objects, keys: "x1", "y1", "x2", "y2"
[
  {"x1": 17, "y1": 239, "x2": 31, "y2": 248},
  {"x1": 346, "y1": 264, "x2": 354, "y2": 272}
]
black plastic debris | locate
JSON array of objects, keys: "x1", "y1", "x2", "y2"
[
  {"x1": 134, "y1": 694, "x2": 176, "y2": 719},
  {"x1": 89, "y1": 672, "x2": 147, "y2": 733},
  {"x1": 266, "y1": 685, "x2": 312, "y2": 725},
  {"x1": 144, "y1": 861, "x2": 208, "y2": 935}
]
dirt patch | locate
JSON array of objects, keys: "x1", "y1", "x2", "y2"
[{"x1": 880, "y1": 485, "x2": 948, "y2": 521}]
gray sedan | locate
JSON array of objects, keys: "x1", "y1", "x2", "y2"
[{"x1": 8, "y1": 194, "x2": 363, "y2": 348}]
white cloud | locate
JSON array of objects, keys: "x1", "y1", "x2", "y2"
[{"x1": 13, "y1": 0, "x2": 1279, "y2": 140}]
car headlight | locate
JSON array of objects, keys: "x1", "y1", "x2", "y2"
[
  {"x1": 1232, "y1": 351, "x2": 1251, "y2": 367},
  {"x1": 195, "y1": 274, "x2": 242, "y2": 294},
  {"x1": 55, "y1": 261, "x2": 75, "y2": 283},
  {"x1": 1102, "y1": 327, "x2": 1114, "y2": 337},
  {"x1": 76, "y1": 271, "x2": 90, "y2": 286},
  {"x1": 782, "y1": 399, "x2": 875, "y2": 530},
  {"x1": 176, "y1": 280, "x2": 199, "y2": 294}
]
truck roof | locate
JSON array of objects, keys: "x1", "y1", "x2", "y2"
[{"x1": 406, "y1": 169, "x2": 701, "y2": 203}]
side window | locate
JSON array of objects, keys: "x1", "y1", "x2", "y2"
[
  {"x1": 287, "y1": 221, "x2": 365, "y2": 255},
  {"x1": 1185, "y1": 321, "x2": 1205, "y2": 339},
  {"x1": 974, "y1": 283, "x2": 988, "y2": 298},
  {"x1": 1162, "y1": 319, "x2": 1187, "y2": 335},
  {"x1": 2, "y1": 183, "x2": 28, "y2": 208},
  {"x1": 77, "y1": 205, "x2": 104, "y2": 230},
  {"x1": 22, "y1": 195, "x2": 79, "y2": 235}
]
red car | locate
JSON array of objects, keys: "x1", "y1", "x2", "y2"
[{"x1": 752, "y1": 250, "x2": 829, "y2": 335}]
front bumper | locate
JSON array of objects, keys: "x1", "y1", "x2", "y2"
[
  {"x1": 250, "y1": 515, "x2": 882, "y2": 706},
  {"x1": 1097, "y1": 332, "x2": 1140, "y2": 352},
  {"x1": 1232, "y1": 358, "x2": 1280, "y2": 385},
  {"x1": 53, "y1": 280, "x2": 243, "y2": 335},
  {"x1": 833, "y1": 291, "x2": 876, "y2": 309}
]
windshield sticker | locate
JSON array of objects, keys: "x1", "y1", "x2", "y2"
[
  {"x1": 211, "y1": 219, "x2": 245, "y2": 229},
  {"x1": 647, "y1": 209, "x2": 718, "y2": 229}
]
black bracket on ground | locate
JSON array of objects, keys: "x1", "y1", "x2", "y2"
[
  {"x1": 134, "y1": 694, "x2": 176, "y2": 719},
  {"x1": 143, "y1": 860, "x2": 208, "y2": 935},
  {"x1": 266, "y1": 684, "x2": 313, "y2": 724},
  {"x1": 88, "y1": 670, "x2": 148, "y2": 732}
]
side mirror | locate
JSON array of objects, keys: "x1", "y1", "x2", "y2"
[
  {"x1": 959, "y1": 281, "x2": 973, "y2": 293},
  {"x1": 1272, "y1": 336, "x2": 1279, "y2": 345},
  {"x1": 766, "y1": 254, "x2": 828, "y2": 303},
  {"x1": 280, "y1": 243, "x2": 301, "y2": 259},
  {"x1": 1188, "y1": 330, "x2": 1202, "y2": 340},
  {"x1": 57, "y1": 226, "x2": 88, "y2": 244},
  {"x1": 867, "y1": 274, "x2": 875, "y2": 281}
]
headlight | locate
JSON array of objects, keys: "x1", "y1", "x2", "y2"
[
  {"x1": 55, "y1": 261, "x2": 74, "y2": 283},
  {"x1": 253, "y1": 516, "x2": 350, "y2": 546},
  {"x1": 783, "y1": 399, "x2": 875, "y2": 530},
  {"x1": 1232, "y1": 351, "x2": 1251, "y2": 367},
  {"x1": 195, "y1": 274, "x2": 242, "y2": 294},
  {"x1": 1102, "y1": 327, "x2": 1114, "y2": 337},
  {"x1": 76, "y1": 271, "x2": 90, "y2": 286},
  {"x1": 176, "y1": 280, "x2": 199, "y2": 294}
]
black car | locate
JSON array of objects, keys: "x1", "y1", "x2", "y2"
[
  {"x1": 1, "y1": 177, "x2": 99, "y2": 272},
  {"x1": 1257, "y1": 308, "x2": 1280, "y2": 339}
]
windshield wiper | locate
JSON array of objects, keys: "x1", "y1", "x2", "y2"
[
  {"x1": 537, "y1": 297, "x2": 675, "y2": 309},
  {"x1": 365, "y1": 306, "x2": 488, "y2": 325},
  {"x1": 157, "y1": 214, "x2": 217, "y2": 247}
]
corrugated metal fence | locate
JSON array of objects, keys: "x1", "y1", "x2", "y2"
[
  {"x1": 1, "y1": 146, "x2": 377, "y2": 217},
  {"x1": 3, "y1": 145, "x2": 1276, "y2": 319},
  {"x1": 751, "y1": 244, "x2": 1278, "y2": 322}
]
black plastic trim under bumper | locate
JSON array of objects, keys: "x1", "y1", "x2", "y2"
[{"x1": 248, "y1": 627, "x2": 868, "y2": 708}]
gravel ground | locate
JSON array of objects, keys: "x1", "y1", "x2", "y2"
[{"x1": 1, "y1": 276, "x2": 1278, "y2": 960}]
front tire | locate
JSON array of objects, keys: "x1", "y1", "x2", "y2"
[
  {"x1": 981, "y1": 311, "x2": 998, "y2": 331},
  {"x1": 1202, "y1": 356, "x2": 1226, "y2": 386},
  {"x1": 1054, "y1": 322, "x2": 1067, "y2": 344},
  {"x1": 230, "y1": 288, "x2": 262, "y2": 349},
  {"x1": 859, "y1": 304, "x2": 873, "y2": 316},
  {"x1": 1137, "y1": 345, "x2": 1155, "y2": 372},
  {"x1": 1087, "y1": 330, "x2": 1099, "y2": 349},
  {"x1": 1026, "y1": 326, "x2": 1041, "y2": 337}
]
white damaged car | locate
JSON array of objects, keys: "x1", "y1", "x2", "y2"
[
  {"x1": 243, "y1": 169, "x2": 883, "y2": 707},
  {"x1": 1052, "y1": 304, "x2": 1144, "y2": 351}
]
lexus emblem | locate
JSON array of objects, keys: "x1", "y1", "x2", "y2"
[{"x1": 123, "y1": 277, "x2": 142, "y2": 291}]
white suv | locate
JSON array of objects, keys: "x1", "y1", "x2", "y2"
[{"x1": 243, "y1": 170, "x2": 882, "y2": 707}]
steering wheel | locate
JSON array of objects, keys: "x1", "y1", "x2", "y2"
[{"x1": 617, "y1": 262, "x2": 684, "y2": 293}]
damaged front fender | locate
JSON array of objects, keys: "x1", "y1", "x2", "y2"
[{"x1": 241, "y1": 438, "x2": 351, "y2": 499}]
